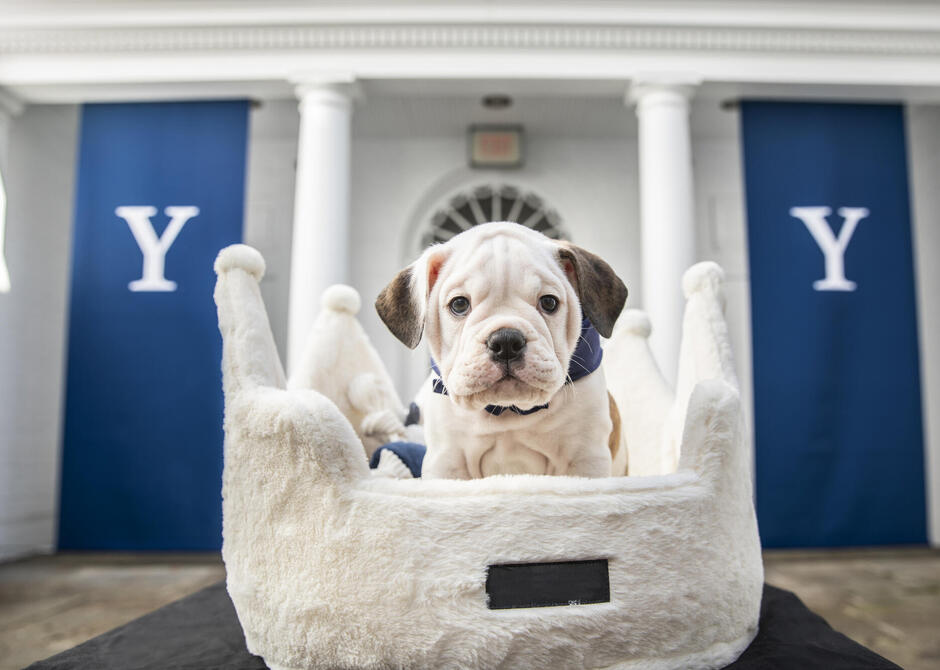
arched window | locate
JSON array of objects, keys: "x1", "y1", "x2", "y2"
[{"x1": 422, "y1": 184, "x2": 566, "y2": 247}]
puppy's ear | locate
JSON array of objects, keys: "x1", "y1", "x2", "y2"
[
  {"x1": 375, "y1": 247, "x2": 449, "y2": 349},
  {"x1": 557, "y1": 241, "x2": 628, "y2": 338}
]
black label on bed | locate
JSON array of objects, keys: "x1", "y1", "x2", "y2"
[{"x1": 485, "y1": 559, "x2": 610, "y2": 609}]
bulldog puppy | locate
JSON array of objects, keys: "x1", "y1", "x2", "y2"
[{"x1": 376, "y1": 222, "x2": 628, "y2": 479}]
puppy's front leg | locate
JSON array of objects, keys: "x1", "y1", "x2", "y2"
[
  {"x1": 422, "y1": 446, "x2": 472, "y2": 480},
  {"x1": 566, "y1": 447, "x2": 613, "y2": 478}
]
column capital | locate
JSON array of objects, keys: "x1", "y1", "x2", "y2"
[
  {"x1": 626, "y1": 73, "x2": 702, "y2": 109},
  {"x1": 290, "y1": 73, "x2": 362, "y2": 108}
]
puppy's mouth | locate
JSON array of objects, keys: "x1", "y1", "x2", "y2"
[
  {"x1": 464, "y1": 366, "x2": 555, "y2": 410},
  {"x1": 495, "y1": 365, "x2": 520, "y2": 383},
  {"x1": 442, "y1": 349, "x2": 564, "y2": 411},
  {"x1": 490, "y1": 362, "x2": 534, "y2": 386},
  {"x1": 492, "y1": 371, "x2": 524, "y2": 390}
]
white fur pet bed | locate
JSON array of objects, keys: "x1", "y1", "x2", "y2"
[{"x1": 213, "y1": 245, "x2": 763, "y2": 670}]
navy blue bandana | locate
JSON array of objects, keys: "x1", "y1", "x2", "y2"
[{"x1": 430, "y1": 318, "x2": 602, "y2": 417}]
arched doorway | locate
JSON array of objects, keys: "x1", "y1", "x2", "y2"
[{"x1": 420, "y1": 184, "x2": 567, "y2": 249}]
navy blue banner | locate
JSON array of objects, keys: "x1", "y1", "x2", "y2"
[
  {"x1": 741, "y1": 101, "x2": 926, "y2": 548},
  {"x1": 59, "y1": 101, "x2": 248, "y2": 550}
]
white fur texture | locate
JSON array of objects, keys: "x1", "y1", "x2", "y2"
[
  {"x1": 214, "y1": 246, "x2": 763, "y2": 670},
  {"x1": 322, "y1": 283, "x2": 361, "y2": 314},
  {"x1": 287, "y1": 283, "x2": 407, "y2": 456},
  {"x1": 605, "y1": 261, "x2": 738, "y2": 477}
]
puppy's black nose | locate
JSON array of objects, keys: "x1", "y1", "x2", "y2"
[{"x1": 487, "y1": 328, "x2": 527, "y2": 363}]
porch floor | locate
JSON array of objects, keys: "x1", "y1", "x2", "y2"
[{"x1": 1, "y1": 548, "x2": 937, "y2": 670}]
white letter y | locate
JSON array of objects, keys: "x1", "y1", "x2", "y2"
[
  {"x1": 789, "y1": 206, "x2": 869, "y2": 291},
  {"x1": 115, "y1": 206, "x2": 199, "y2": 292}
]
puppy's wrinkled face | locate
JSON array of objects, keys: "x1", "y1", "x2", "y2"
[
  {"x1": 376, "y1": 222, "x2": 627, "y2": 412},
  {"x1": 427, "y1": 227, "x2": 582, "y2": 411}
]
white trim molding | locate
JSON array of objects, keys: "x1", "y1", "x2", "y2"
[
  {"x1": 0, "y1": 89, "x2": 23, "y2": 293},
  {"x1": 3, "y1": 24, "x2": 940, "y2": 57},
  {"x1": 2, "y1": 2, "x2": 940, "y2": 102},
  {"x1": 0, "y1": 169, "x2": 9, "y2": 293}
]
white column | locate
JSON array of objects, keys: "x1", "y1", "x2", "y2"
[
  {"x1": 628, "y1": 75, "x2": 701, "y2": 385},
  {"x1": 287, "y1": 75, "x2": 358, "y2": 373},
  {"x1": 0, "y1": 89, "x2": 24, "y2": 294}
]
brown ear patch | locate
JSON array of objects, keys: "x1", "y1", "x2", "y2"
[
  {"x1": 558, "y1": 242, "x2": 628, "y2": 338},
  {"x1": 375, "y1": 267, "x2": 423, "y2": 349}
]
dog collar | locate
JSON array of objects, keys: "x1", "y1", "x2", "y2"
[{"x1": 430, "y1": 318, "x2": 603, "y2": 417}]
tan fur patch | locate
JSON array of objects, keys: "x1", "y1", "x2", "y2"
[{"x1": 607, "y1": 391, "x2": 621, "y2": 462}]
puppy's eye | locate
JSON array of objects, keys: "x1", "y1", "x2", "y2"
[
  {"x1": 539, "y1": 295, "x2": 559, "y2": 313},
  {"x1": 449, "y1": 296, "x2": 471, "y2": 316}
]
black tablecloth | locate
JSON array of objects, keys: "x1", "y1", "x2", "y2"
[{"x1": 26, "y1": 582, "x2": 900, "y2": 669}]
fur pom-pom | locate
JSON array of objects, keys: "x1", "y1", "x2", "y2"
[
  {"x1": 214, "y1": 244, "x2": 265, "y2": 280},
  {"x1": 615, "y1": 309, "x2": 652, "y2": 338},
  {"x1": 682, "y1": 261, "x2": 724, "y2": 298},
  {"x1": 322, "y1": 284, "x2": 361, "y2": 315}
]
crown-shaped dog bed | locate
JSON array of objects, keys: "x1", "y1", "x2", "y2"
[{"x1": 214, "y1": 245, "x2": 762, "y2": 670}]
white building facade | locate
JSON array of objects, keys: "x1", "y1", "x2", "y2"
[{"x1": 1, "y1": 0, "x2": 939, "y2": 558}]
